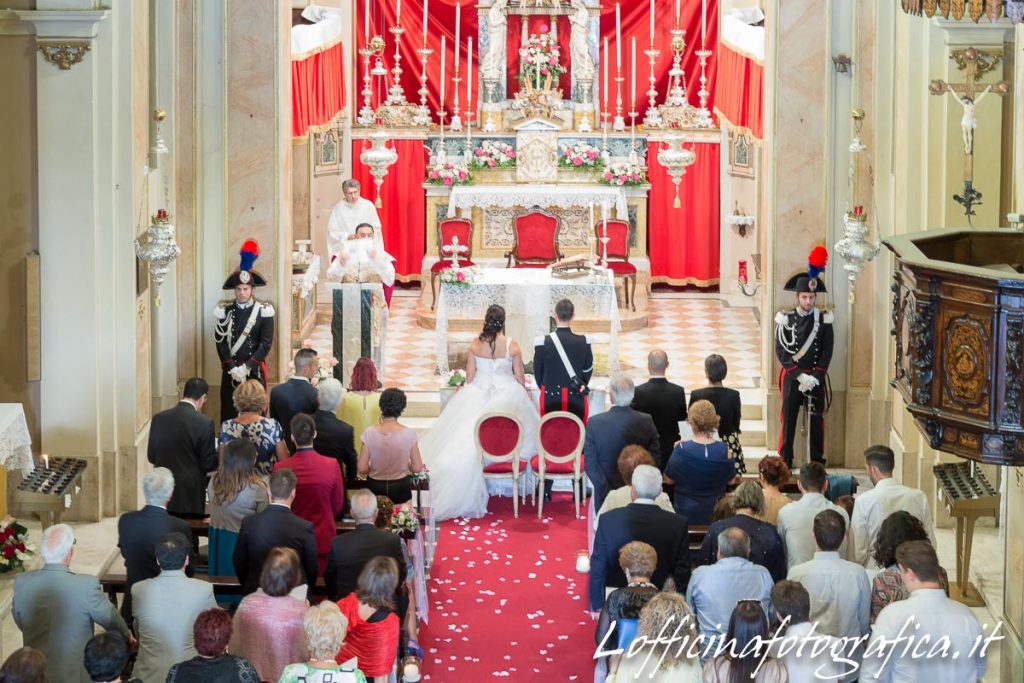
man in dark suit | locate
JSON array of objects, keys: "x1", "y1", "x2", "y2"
[
  {"x1": 589, "y1": 465, "x2": 690, "y2": 612},
  {"x1": 584, "y1": 373, "x2": 662, "y2": 511},
  {"x1": 631, "y1": 350, "x2": 687, "y2": 470},
  {"x1": 324, "y1": 489, "x2": 406, "y2": 602},
  {"x1": 533, "y1": 298, "x2": 593, "y2": 420},
  {"x1": 270, "y1": 347, "x2": 320, "y2": 453},
  {"x1": 116, "y1": 468, "x2": 196, "y2": 627},
  {"x1": 312, "y1": 377, "x2": 358, "y2": 490},
  {"x1": 146, "y1": 377, "x2": 218, "y2": 518},
  {"x1": 233, "y1": 468, "x2": 319, "y2": 595}
]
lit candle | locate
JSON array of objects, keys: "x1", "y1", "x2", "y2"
[
  {"x1": 43, "y1": 454, "x2": 49, "y2": 470},
  {"x1": 615, "y1": 3, "x2": 621, "y2": 71},
  {"x1": 630, "y1": 37, "x2": 636, "y2": 109},
  {"x1": 422, "y1": 0, "x2": 428, "y2": 42},
  {"x1": 702, "y1": 0, "x2": 707, "y2": 44},
  {"x1": 466, "y1": 37, "x2": 473, "y2": 105},
  {"x1": 397, "y1": 0, "x2": 402, "y2": 24},
  {"x1": 603, "y1": 37, "x2": 609, "y2": 110},
  {"x1": 650, "y1": 0, "x2": 655, "y2": 42},
  {"x1": 364, "y1": 0, "x2": 370, "y2": 40},
  {"x1": 440, "y1": 35, "x2": 446, "y2": 108}
]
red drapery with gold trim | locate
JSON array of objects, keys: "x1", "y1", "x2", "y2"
[
  {"x1": 292, "y1": 42, "x2": 346, "y2": 138},
  {"x1": 714, "y1": 41, "x2": 762, "y2": 138},
  {"x1": 647, "y1": 141, "x2": 719, "y2": 285},
  {"x1": 350, "y1": 139, "x2": 427, "y2": 281}
]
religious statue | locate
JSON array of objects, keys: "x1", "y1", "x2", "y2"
[
  {"x1": 568, "y1": 0, "x2": 594, "y2": 83},
  {"x1": 481, "y1": 0, "x2": 509, "y2": 83},
  {"x1": 943, "y1": 84, "x2": 991, "y2": 154}
]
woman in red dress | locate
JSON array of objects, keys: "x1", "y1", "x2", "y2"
[{"x1": 335, "y1": 556, "x2": 400, "y2": 679}]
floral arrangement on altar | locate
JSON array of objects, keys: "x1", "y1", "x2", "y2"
[
  {"x1": 601, "y1": 162, "x2": 646, "y2": 186},
  {"x1": 445, "y1": 369, "x2": 467, "y2": 388},
  {"x1": 559, "y1": 141, "x2": 602, "y2": 168},
  {"x1": 471, "y1": 140, "x2": 516, "y2": 168},
  {"x1": 438, "y1": 266, "x2": 479, "y2": 289},
  {"x1": 518, "y1": 28, "x2": 564, "y2": 90},
  {"x1": 390, "y1": 504, "x2": 420, "y2": 535},
  {"x1": 427, "y1": 161, "x2": 471, "y2": 186},
  {"x1": 0, "y1": 520, "x2": 34, "y2": 574}
]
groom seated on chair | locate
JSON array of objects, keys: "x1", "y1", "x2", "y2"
[{"x1": 326, "y1": 223, "x2": 396, "y2": 306}]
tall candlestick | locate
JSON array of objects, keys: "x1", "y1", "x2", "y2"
[
  {"x1": 466, "y1": 37, "x2": 473, "y2": 105},
  {"x1": 422, "y1": 0, "x2": 428, "y2": 42},
  {"x1": 650, "y1": 0, "x2": 655, "y2": 41},
  {"x1": 630, "y1": 37, "x2": 636, "y2": 110},
  {"x1": 455, "y1": 3, "x2": 461, "y2": 61},
  {"x1": 364, "y1": 0, "x2": 370, "y2": 40},
  {"x1": 440, "y1": 35, "x2": 446, "y2": 107},
  {"x1": 603, "y1": 37, "x2": 609, "y2": 111},
  {"x1": 397, "y1": 0, "x2": 402, "y2": 24},
  {"x1": 615, "y1": 3, "x2": 621, "y2": 69},
  {"x1": 702, "y1": 0, "x2": 707, "y2": 44}
]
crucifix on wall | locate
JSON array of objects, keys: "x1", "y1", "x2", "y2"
[{"x1": 929, "y1": 47, "x2": 1010, "y2": 223}]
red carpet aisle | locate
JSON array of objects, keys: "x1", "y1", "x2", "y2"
[{"x1": 420, "y1": 496, "x2": 595, "y2": 681}]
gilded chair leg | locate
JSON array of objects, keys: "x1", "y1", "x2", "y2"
[
  {"x1": 630, "y1": 276, "x2": 636, "y2": 312},
  {"x1": 431, "y1": 273, "x2": 438, "y2": 311}
]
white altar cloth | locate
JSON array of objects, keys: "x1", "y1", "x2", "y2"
[
  {"x1": 0, "y1": 404, "x2": 34, "y2": 475},
  {"x1": 434, "y1": 268, "x2": 620, "y2": 374},
  {"x1": 446, "y1": 184, "x2": 629, "y2": 219}
]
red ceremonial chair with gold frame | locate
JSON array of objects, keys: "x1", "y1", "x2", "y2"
[
  {"x1": 476, "y1": 412, "x2": 527, "y2": 518},
  {"x1": 529, "y1": 411, "x2": 586, "y2": 519},
  {"x1": 431, "y1": 217, "x2": 475, "y2": 310},
  {"x1": 506, "y1": 207, "x2": 562, "y2": 268},
  {"x1": 595, "y1": 219, "x2": 637, "y2": 311}
]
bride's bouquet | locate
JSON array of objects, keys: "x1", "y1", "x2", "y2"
[
  {"x1": 446, "y1": 369, "x2": 467, "y2": 388},
  {"x1": 438, "y1": 265, "x2": 479, "y2": 289}
]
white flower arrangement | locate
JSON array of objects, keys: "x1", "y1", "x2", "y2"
[
  {"x1": 601, "y1": 162, "x2": 646, "y2": 186},
  {"x1": 472, "y1": 140, "x2": 517, "y2": 168},
  {"x1": 518, "y1": 29, "x2": 564, "y2": 86},
  {"x1": 559, "y1": 141, "x2": 602, "y2": 168}
]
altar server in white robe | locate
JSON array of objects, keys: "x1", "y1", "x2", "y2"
[{"x1": 327, "y1": 179, "x2": 385, "y2": 256}]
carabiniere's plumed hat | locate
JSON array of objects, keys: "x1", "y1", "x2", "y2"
[
  {"x1": 222, "y1": 240, "x2": 267, "y2": 289},
  {"x1": 783, "y1": 246, "x2": 829, "y2": 294}
]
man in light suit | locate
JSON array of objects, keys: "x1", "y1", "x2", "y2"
[
  {"x1": 146, "y1": 377, "x2": 218, "y2": 518},
  {"x1": 132, "y1": 532, "x2": 217, "y2": 683},
  {"x1": 13, "y1": 524, "x2": 133, "y2": 683},
  {"x1": 583, "y1": 373, "x2": 661, "y2": 511},
  {"x1": 270, "y1": 347, "x2": 320, "y2": 453}
]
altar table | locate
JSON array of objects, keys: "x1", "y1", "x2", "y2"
[
  {"x1": 327, "y1": 282, "x2": 388, "y2": 384},
  {"x1": 446, "y1": 183, "x2": 629, "y2": 219},
  {"x1": 434, "y1": 268, "x2": 620, "y2": 374}
]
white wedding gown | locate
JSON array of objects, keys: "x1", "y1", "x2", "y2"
[{"x1": 420, "y1": 340, "x2": 540, "y2": 520}]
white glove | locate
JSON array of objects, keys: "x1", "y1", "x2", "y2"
[
  {"x1": 797, "y1": 373, "x2": 819, "y2": 393},
  {"x1": 327, "y1": 258, "x2": 346, "y2": 282},
  {"x1": 228, "y1": 364, "x2": 250, "y2": 384}
]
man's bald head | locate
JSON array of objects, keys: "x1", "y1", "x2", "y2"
[{"x1": 647, "y1": 350, "x2": 669, "y2": 376}]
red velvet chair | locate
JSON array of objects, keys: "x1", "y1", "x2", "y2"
[
  {"x1": 529, "y1": 411, "x2": 586, "y2": 519},
  {"x1": 476, "y1": 413, "x2": 526, "y2": 518},
  {"x1": 431, "y1": 217, "x2": 475, "y2": 310},
  {"x1": 596, "y1": 219, "x2": 638, "y2": 311},
  {"x1": 507, "y1": 207, "x2": 562, "y2": 268}
]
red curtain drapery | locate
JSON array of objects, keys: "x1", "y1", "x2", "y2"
[
  {"x1": 714, "y1": 41, "x2": 762, "y2": 138},
  {"x1": 292, "y1": 41, "x2": 347, "y2": 138},
  {"x1": 350, "y1": 139, "x2": 427, "y2": 282},
  {"x1": 647, "y1": 141, "x2": 719, "y2": 285}
]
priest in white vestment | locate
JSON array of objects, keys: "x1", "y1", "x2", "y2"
[
  {"x1": 327, "y1": 179, "x2": 385, "y2": 257},
  {"x1": 327, "y1": 223, "x2": 396, "y2": 306}
]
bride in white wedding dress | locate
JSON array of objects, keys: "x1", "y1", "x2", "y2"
[{"x1": 420, "y1": 305, "x2": 540, "y2": 520}]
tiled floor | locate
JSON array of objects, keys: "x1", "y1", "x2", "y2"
[{"x1": 308, "y1": 290, "x2": 763, "y2": 392}]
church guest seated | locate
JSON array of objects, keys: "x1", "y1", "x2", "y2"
[
  {"x1": 14, "y1": 524, "x2": 132, "y2": 683},
  {"x1": 218, "y1": 379, "x2": 289, "y2": 477},
  {"x1": 131, "y1": 532, "x2": 217, "y2": 683},
  {"x1": 594, "y1": 445, "x2": 674, "y2": 531},
  {"x1": 688, "y1": 354, "x2": 745, "y2": 474},
  {"x1": 338, "y1": 357, "x2": 383, "y2": 457},
  {"x1": 786, "y1": 510, "x2": 869, "y2": 670},
  {"x1": 357, "y1": 388, "x2": 424, "y2": 505},
  {"x1": 325, "y1": 490, "x2": 407, "y2": 605},
  {"x1": 630, "y1": 350, "x2": 687, "y2": 469},
  {"x1": 701, "y1": 601, "x2": 788, "y2": 682},
  {"x1": 335, "y1": 557, "x2": 402, "y2": 681},
  {"x1": 699, "y1": 480, "x2": 787, "y2": 582},
  {"x1": 273, "y1": 414, "x2": 345, "y2": 571},
  {"x1": 869, "y1": 510, "x2": 950, "y2": 624},
  {"x1": 270, "y1": 348, "x2": 320, "y2": 453},
  {"x1": 593, "y1": 541, "x2": 660, "y2": 678},
  {"x1": 686, "y1": 528, "x2": 774, "y2": 659},
  {"x1": 662, "y1": 400, "x2": 735, "y2": 525},
  {"x1": 208, "y1": 439, "x2": 269, "y2": 576},
  {"x1": 116, "y1": 468, "x2": 195, "y2": 627},
  {"x1": 0, "y1": 648, "x2": 47, "y2": 683},
  {"x1": 710, "y1": 493, "x2": 736, "y2": 523},
  {"x1": 373, "y1": 496, "x2": 419, "y2": 647},
  {"x1": 279, "y1": 602, "x2": 368, "y2": 683},
  {"x1": 313, "y1": 378, "x2": 358, "y2": 489},
  {"x1": 84, "y1": 633, "x2": 141, "y2": 683},
  {"x1": 613, "y1": 593, "x2": 702, "y2": 683},
  {"x1": 230, "y1": 548, "x2": 309, "y2": 682},
  {"x1": 851, "y1": 445, "x2": 935, "y2": 567},
  {"x1": 776, "y1": 462, "x2": 850, "y2": 569},
  {"x1": 861, "y1": 541, "x2": 986, "y2": 682},
  {"x1": 589, "y1": 466, "x2": 690, "y2": 612},
  {"x1": 165, "y1": 609, "x2": 260, "y2": 683},
  {"x1": 757, "y1": 456, "x2": 792, "y2": 525},
  {"x1": 769, "y1": 581, "x2": 845, "y2": 681}
]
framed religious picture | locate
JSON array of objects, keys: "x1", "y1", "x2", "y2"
[
  {"x1": 728, "y1": 129, "x2": 755, "y2": 178},
  {"x1": 313, "y1": 127, "x2": 341, "y2": 177}
]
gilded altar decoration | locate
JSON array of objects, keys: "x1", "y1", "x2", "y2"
[
  {"x1": 38, "y1": 42, "x2": 91, "y2": 71},
  {"x1": 942, "y1": 315, "x2": 990, "y2": 415},
  {"x1": 515, "y1": 128, "x2": 559, "y2": 183},
  {"x1": 515, "y1": 29, "x2": 565, "y2": 119}
]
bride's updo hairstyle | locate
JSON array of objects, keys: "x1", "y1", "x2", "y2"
[{"x1": 479, "y1": 304, "x2": 506, "y2": 353}]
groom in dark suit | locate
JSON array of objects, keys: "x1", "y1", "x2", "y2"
[
  {"x1": 270, "y1": 348, "x2": 320, "y2": 453},
  {"x1": 533, "y1": 298, "x2": 593, "y2": 420},
  {"x1": 631, "y1": 349, "x2": 687, "y2": 469}
]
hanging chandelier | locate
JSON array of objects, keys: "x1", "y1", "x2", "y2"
[
  {"x1": 359, "y1": 129, "x2": 398, "y2": 208},
  {"x1": 657, "y1": 133, "x2": 696, "y2": 208},
  {"x1": 135, "y1": 209, "x2": 181, "y2": 302}
]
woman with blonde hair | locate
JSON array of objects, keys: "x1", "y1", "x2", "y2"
[
  {"x1": 594, "y1": 542, "x2": 661, "y2": 680},
  {"x1": 218, "y1": 379, "x2": 288, "y2": 476},
  {"x1": 698, "y1": 480, "x2": 787, "y2": 581},
  {"x1": 278, "y1": 602, "x2": 368, "y2": 682},
  {"x1": 207, "y1": 439, "x2": 269, "y2": 575},
  {"x1": 614, "y1": 593, "x2": 702, "y2": 682},
  {"x1": 662, "y1": 400, "x2": 736, "y2": 525}
]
